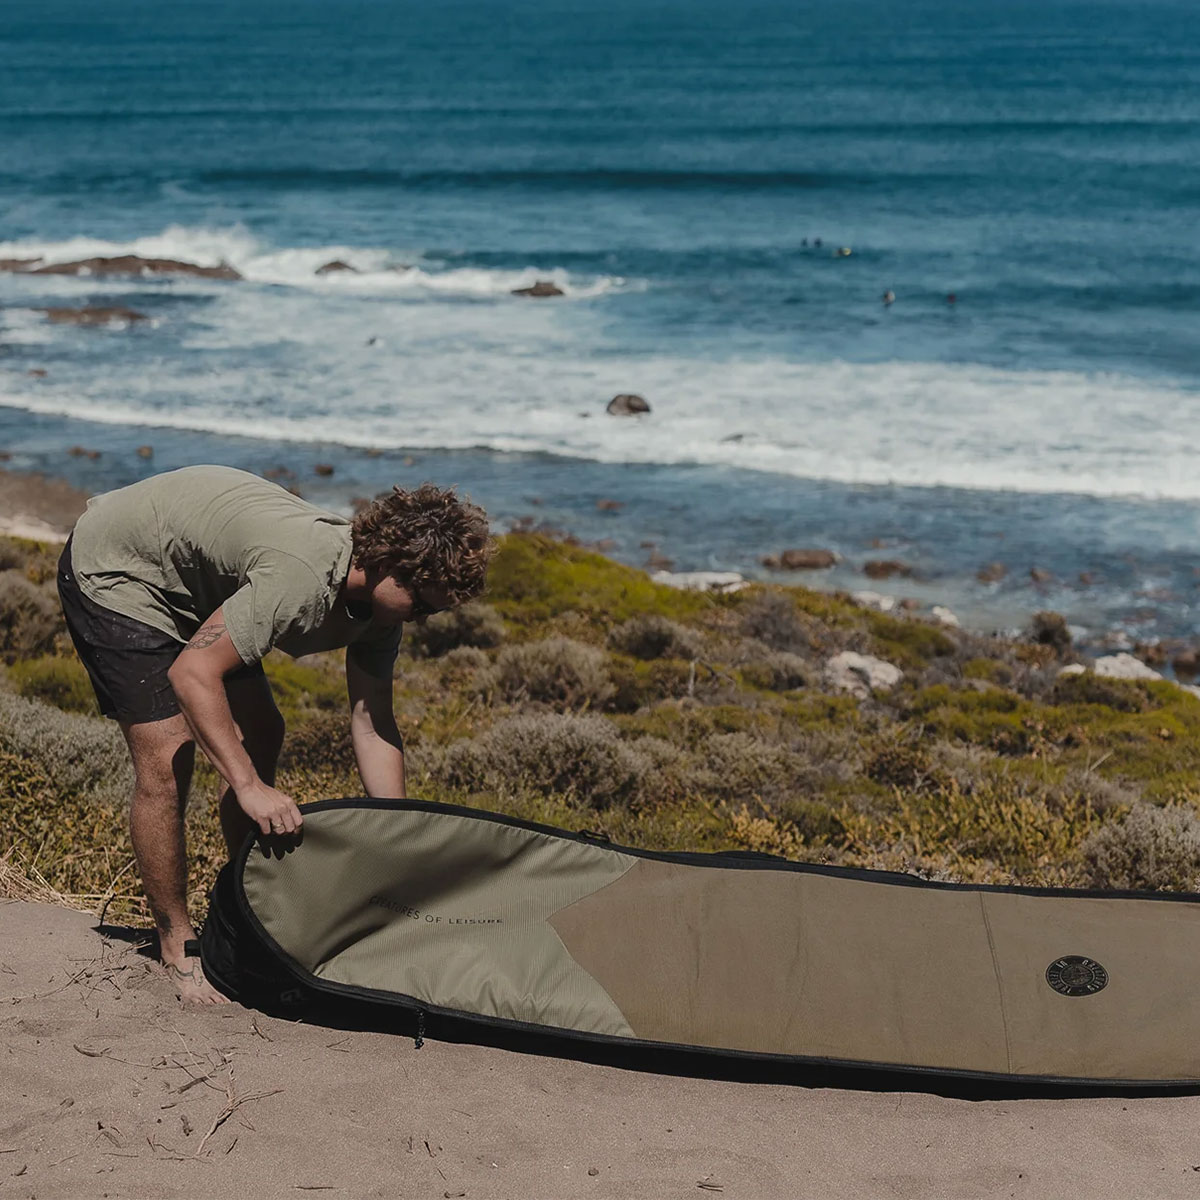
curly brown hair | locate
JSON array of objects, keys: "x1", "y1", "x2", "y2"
[{"x1": 350, "y1": 483, "x2": 493, "y2": 604}]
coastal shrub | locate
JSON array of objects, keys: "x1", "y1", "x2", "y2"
[
  {"x1": 1051, "y1": 672, "x2": 1156, "y2": 714},
  {"x1": 1012, "y1": 642, "x2": 1058, "y2": 669},
  {"x1": 437, "y1": 712, "x2": 650, "y2": 808},
  {"x1": 913, "y1": 657, "x2": 971, "y2": 691},
  {"x1": 739, "y1": 650, "x2": 811, "y2": 692},
  {"x1": 0, "y1": 535, "x2": 60, "y2": 585},
  {"x1": 778, "y1": 692, "x2": 865, "y2": 734},
  {"x1": 1030, "y1": 611, "x2": 1072, "y2": 656},
  {"x1": 864, "y1": 611, "x2": 957, "y2": 671},
  {"x1": 406, "y1": 602, "x2": 506, "y2": 658},
  {"x1": 1080, "y1": 804, "x2": 1200, "y2": 892},
  {"x1": 0, "y1": 748, "x2": 54, "y2": 807},
  {"x1": 1057, "y1": 768, "x2": 1141, "y2": 816},
  {"x1": 781, "y1": 727, "x2": 868, "y2": 797},
  {"x1": 676, "y1": 732, "x2": 813, "y2": 807},
  {"x1": 0, "y1": 690, "x2": 132, "y2": 804},
  {"x1": 279, "y1": 710, "x2": 356, "y2": 774},
  {"x1": 865, "y1": 741, "x2": 936, "y2": 791},
  {"x1": 738, "y1": 590, "x2": 814, "y2": 654},
  {"x1": 726, "y1": 804, "x2": 806, "y2": 860},
  {"x1": 1072, "y1": 706, "x2": 1200, "y2": 803},
  {"x1": 415, "y1": 786, "x2": 734, "y2": 861},
  {"x1": 7, "y1": 653, "x2": 97, "y2": 715},
  {"x1": 607, "y1": 614, "x2": 701, "y2": 661},
  {"x1": 904, "y1": 685, "x2": 1060, "y2": 757},
  {"x1": 613, "y1": 699, "x2": 761, "y2": 746},
  {"x1": 840, "y1": 777, "x2": 1097, "y2": 882},
  {"x1": 0, "y1": 539, "x2": 25, "y2": 572},
  {"x1": 262, "y1": 653, "x2": 345, "y2": 724},
  {"x1": 486, "y1": 533, "x2": 710, "y2": 628},
  {"x1": 775, "y1": 797, "x2": 847, "y2": 845},
  {"x1": 436, "y1": 645, "x2": 492, "y2": 687},
  {"x1": 0, "y1": 571, "x2": 64, "y2": 663},
  {"x1": 607, "y1": 657, "x2": 694, "y2": 712},
  {"x1": 787, "y1": 586, "x2": 869, "y2": 630},
  {"x1": 0, "y1": 748, "x2": 131, "y2": 900},
  {"x1": 480, "y1": 636, "x2": 614, "y2": 710},
  {"x1": 961, "y1": 657, "x2": 1013, "y2": 685}
]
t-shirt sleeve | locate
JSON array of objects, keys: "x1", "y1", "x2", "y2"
[
  {"x1": 346, "y1": 622, "x2": 404, "y2": 679},
  {"x1": 221, "y1": 559, "x2": 329, "y2": 665}
]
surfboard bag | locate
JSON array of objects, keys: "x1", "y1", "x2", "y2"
[{"x1": 199, "y1": 798, "x2": 1200, "y2": 1086}]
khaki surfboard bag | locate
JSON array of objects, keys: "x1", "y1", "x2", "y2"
[{"x1": 199, "y1": 798, "x2": 1200, "y2": 1087}]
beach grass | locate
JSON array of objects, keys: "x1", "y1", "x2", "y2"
[{"x1": 3, "y1": 529, "x2": 1200, "y2": 925}]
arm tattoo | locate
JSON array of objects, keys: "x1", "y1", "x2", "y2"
[{"x1": 184, "y1": 623, "x2": 227, "y2": 651}]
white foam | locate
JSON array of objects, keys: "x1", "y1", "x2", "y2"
[
  {"x1": 6, "y1": 350, "x2": 1200, "y2": 501},
  {"x1": 0, "y1": 309, "x2": 59, "y2": 346},
  {"x1": 4, "y1": 230, "x2": 1200, "y2": 501},
  {"x1": 0, "y1": 226, "x2": 628, "y2": 299}
]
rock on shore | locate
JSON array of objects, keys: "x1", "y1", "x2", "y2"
[
  {"x1": 21, "y1": 255, "x2": 242, "y2": 280},
  {"x1": 763, "y1": 548, "x2": 838, "y2": 571},
  {"x1": 37, "y1": 305, "x2": 148, "y2": 326},
  {"x1": 606, "y1": 394, "x2": 651, "y2": 416},
  {"x1": 512, "y1": 280, "x2": 564, "y2": 297}
]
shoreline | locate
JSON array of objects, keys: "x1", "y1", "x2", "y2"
[{"x1": 0, "y1": 455, "x2": 1192, "y2": 670}]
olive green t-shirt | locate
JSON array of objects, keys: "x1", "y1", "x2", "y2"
[{"x1": 69, "y1": 465, "x2": 402, "y2": 677}]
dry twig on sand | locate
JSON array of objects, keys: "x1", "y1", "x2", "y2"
[{"x1": 195, "y1": 1063, "x2": 281, "y2": 1158}]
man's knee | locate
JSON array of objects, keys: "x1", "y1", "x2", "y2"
[
  {"x1": 123, "y1": 718, "x2": 195, "y2": 802},
  {"x1": 132, "y1": 748, "x2": 194, "y2": 804}
]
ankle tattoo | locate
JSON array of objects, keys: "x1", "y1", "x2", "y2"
[{"x1": 167, "y1": 959, "x2": 204, "y2": 987}]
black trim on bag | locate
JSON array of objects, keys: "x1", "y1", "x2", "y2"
[{"x1": 219, "y1": 796, "x2": 1200, "y2": 1090}]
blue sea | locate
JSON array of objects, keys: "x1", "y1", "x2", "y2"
[{"x1": 2, "y1": 0, "x2": 1199, "y2": 645}]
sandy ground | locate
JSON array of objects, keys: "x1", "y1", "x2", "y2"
[
  {"x1": 0, "y1": 468, "x2": 88, "y2": 542},
  {"x1": 5, "y1": 901, "x2": 1200, "y2": 1200}
]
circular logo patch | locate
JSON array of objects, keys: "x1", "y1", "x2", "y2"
[{"x1": 1045, "y1": 955, "x2": 1109, "y2": 997}]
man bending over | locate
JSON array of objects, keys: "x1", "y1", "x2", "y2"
[{"x1": 57, "y1": 465, "x2": 491, "y2": 1003}]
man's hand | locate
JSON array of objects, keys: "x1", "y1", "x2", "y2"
[{"x1": 236, "y1": 780, "x2": 303, "y2": 836}]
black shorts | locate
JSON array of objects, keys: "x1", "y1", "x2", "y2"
[{"x1": 57, "y1": 538, "x2": 263, "y2": 724}]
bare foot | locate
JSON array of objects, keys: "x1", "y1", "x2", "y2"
[{"x1": 165, "y1": 955, "x2": 229, "y2": 1005}]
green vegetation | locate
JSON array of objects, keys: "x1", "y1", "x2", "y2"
[
  {"x1": 3, "y1": 528, "x2": 1200, "y2": 924},
  {"x1": 485, "y1": 533, "x2": 716, "y2": 629},
  {"x1": 9, "y1": 653, "x2": 98, "y2": 714}
]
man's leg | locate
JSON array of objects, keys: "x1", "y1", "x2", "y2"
[
  {"x1": 120, "y1": 715, "x2": 227, "y2": 1005},
  {"x1": 219, "y1": 671, "x2": 286, "y2": 857}
]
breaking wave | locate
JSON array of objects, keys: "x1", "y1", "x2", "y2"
[{"x1": 0, "y1": 226, "x2": 630, "y2": 299}]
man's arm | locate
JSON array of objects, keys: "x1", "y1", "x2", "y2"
[
  {"x1": 167, "y1": 608, "x2": 303, "y2": 835},
  {"x1": 347, "y1": 653, "x2": 406, "y2": 798}
]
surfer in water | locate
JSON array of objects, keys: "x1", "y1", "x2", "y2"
[{"x1": 57, "y1": 466, "x2": 492, "y2": 1003}]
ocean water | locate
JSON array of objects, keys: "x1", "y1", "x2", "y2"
[{"x1": 1, "y1": 0, "x2": 1198, "y2": 644}]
